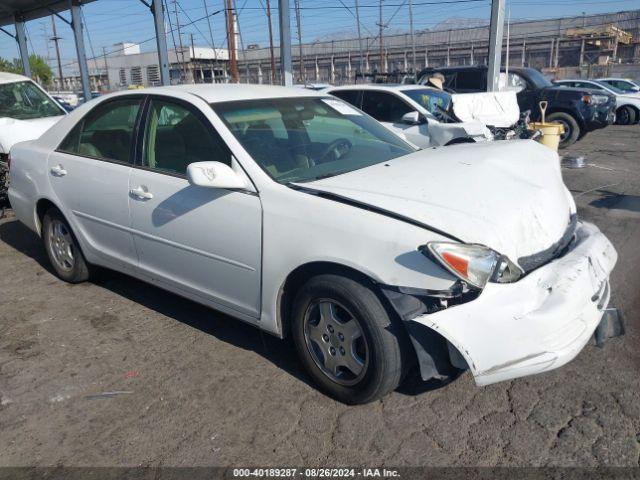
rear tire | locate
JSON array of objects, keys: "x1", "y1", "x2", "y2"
[
  {"x1": 615, "y1": 106, "x2": 637, "y2": 126},
  {"x1": 291, "y1": 274, "x2": 407, "y2": 404},
  {"x1": 42, "y1": 207, "x2": 91, "y2": 283},
  {"x1": 546, "y1": 112, "x2": 580, "y2": 149}
]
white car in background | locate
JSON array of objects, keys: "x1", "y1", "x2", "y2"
[
  {"x1": 8, "y1": 85, "x2": 620, "y2": 404},
  {"x1": 554, "y1": 78, "x2": 640, "y2": 125},
  {"x1": 0, "y1": 72, "x2": 67, "y2": 158},
  {"x1": 324, "y1": 84, "x2": 503, "y2": 148},
  {"x1": 597, "y1": 78, "x2": 640, "y2": 94}
]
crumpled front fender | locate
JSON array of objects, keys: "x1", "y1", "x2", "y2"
[{"x1": 408, "y1": 221, "x2": 618, "y2": 386}]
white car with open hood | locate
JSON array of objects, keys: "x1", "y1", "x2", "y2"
[
  {"x1": 324, "y1": 84, "x2": 521, "y2": 148},
  {"x1": 8, "y1": 84, "x2": 620, "y2": 404}
]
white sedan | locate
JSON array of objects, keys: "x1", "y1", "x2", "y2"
[
  {"x1": 8, "y1": 84, "x2": 620, "y2": 404},
  {"x1": 324, "y1": 84, "x2": 499, "y2": 148},
  {"x1": 0, "y1": 72, "x2": 66, "y2": 158},
  {"x1": 555, "y1": 78, "x2": 640, "y2": 125}
]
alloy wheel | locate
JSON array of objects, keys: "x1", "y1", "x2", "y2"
[{"x1": 48, "y1": 219, "x2": 75, "y2": 271}]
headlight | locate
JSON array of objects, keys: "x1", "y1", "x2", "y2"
[
  {"x1": 422, "y1": 242, "x2": 523, "y2": 289},
  {"x1": 582, "y1": 94, "x2": 609, "y2": 105},
  {"x1": 591, "y1": 94, "x2": 610, "y2": 105}
]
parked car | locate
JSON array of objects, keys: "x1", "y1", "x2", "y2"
[
  {"x1": 325, "y1": 84, "x2": 494, "y2": 148},
  {"x1": 417, "y1": 66, "x2": 616, "y2": 148},
  {"x1": 554, "y1": 78, "x2": 640, "y2": 126},
  {"x1": 597, "y1": 77, "x2": 640, "y2": 94},
  {"x1": 0, "y1": 72, "x2": 66, "y2": 204},
  {"x1": 9, "y1": 85, "x2": 621, "y2": 404},
  {"x1": 51, "y1": 95, "x2": 76, "y2": 112}
]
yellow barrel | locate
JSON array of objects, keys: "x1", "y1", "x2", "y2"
[{"x1": 528, "y1": 122, "x2": 565, "y2": 152}]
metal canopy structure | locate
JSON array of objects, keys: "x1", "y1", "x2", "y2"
[
  {"x1": 0, "y1": 0, "x2": 171, "y2": 97},
  {"x1": 0, "y1": 0, "x2": 91, "y2": 26}
]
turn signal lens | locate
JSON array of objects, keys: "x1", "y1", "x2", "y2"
[
  {"x1": 582, "y1": 94, "x2": 592, "y2": 105},
  {"x1": 424, "y1": 242, "x2": 500, "y2": 289}
]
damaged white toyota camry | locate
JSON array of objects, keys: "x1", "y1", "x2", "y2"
[{"x1": 8, "y1": 85, "x2": 621, "y2": 404}]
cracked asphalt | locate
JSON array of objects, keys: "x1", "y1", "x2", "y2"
[{"x1": 0, "y1": 126, "x2": 638, "y2": 467}]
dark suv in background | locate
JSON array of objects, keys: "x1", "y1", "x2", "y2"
[{"x1": 417, "y1": 66, "x2": 616, "y2": 148}]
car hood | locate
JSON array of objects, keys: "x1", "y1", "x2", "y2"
[
  {"x1": 299, "y1": 140, "x2": 575, "y2": 267},
  {"x1": 0, "y1": 116, "x2": 64, "y2": 153}
]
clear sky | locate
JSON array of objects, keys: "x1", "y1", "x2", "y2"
[{"x1": 1, "y1": 0, "x2": 639, "y2": 73}]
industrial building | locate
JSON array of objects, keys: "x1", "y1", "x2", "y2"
[
  {"x1": 237, "y1": 9, "x2": 640, "y2": 84},
  {"x1": 54, "y1": 42, "x2": 230, "y2": 91}
]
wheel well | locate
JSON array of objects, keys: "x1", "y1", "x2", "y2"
[
  {"x1": 444, "y1": 137, "x2": 476, "y2": 146},
  {"x1": 617, "y1": 104, "x2": 639, "y2": 116},
  {"x1": 35, "y1": 198, "x2": 57, "y2": 234},
  {"x1": 545, "y1": 108, "x2": 584, "y2": 130},
  {"x1": 277, "y1": 262, "x2": 379, "y2": 338}
]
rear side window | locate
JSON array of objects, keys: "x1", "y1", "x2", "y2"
[
  {"x1": 361, "y1": 91, "x2": 413, "y2": 123},
  {"x1": 454, "y1": 70, "x2": 485, "y2": 92},
  {"x1": 330, "y1": 90, "x2": 362, "y2": 109},
  {"x1": 59, "y1": 98, "x2": 142, "y2": 163},
  {"x1": 142, "y1": 98, "x2": 230, "y2": 176}
]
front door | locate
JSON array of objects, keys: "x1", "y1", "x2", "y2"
[
  {"x1": 128, "y1": 96, "x2": 262, "y2": 318},
  {"x1": 48, "y1": 96, "x2": 143, "y2": 271}
]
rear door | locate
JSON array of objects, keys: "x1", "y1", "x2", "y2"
[
  {"x1": 128, "y1": 95, "x2": 262, "y2": 318},
  {"x1": 48, "y1": 96, "x2": 142, "y2": 271}
]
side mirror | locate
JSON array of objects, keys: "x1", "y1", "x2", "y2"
[
  {"x1": 401, "y1": 111, "x2": 426, "y2": 125},
  {"x1": 187, "y1": 161, "x2": 248, "y2": 190}
]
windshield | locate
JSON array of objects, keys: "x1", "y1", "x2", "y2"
[
  {"x1": 595, "y1": 81, "x2": 624, "y2": 94},
  {"x1": 526, "y1": 69, "x2": 553, "y2": 89},
  {"x1": 0, "y1": 80, "x2": 64, "y2": 120},
  {"x1": 401, "y1": 88, "x2": 451, "y2": 117},
  {"x1": 213, "y1": 97, "x2": 416, "y2": 184}
]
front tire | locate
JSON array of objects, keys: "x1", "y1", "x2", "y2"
[
  {"x1": 291, "y1": 274, "x2": 407, "y2": 404},
  {"x1": 615, "y1": 105, "x2": 637, "y2": 126},
  {"x1": 546, "y1": 112, "x2": 580, "y2": 149},
  {"x1": 42, "y1": 207, "x2": 91, "y2": 283}
]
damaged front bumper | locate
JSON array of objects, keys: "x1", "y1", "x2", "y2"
[{"x1": 408, "y1": 220, "x2": 620, "y2": 386}]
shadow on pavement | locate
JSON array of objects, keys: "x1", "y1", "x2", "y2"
[
  {"x1": 589, "y1": 190, "x2": 640, "y2": 213},
  {"x1": 0, "y1": 216, "x2": 451, "y2": 401}
]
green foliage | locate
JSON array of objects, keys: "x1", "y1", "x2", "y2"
[{"x1": 0, "y1": 55, "x2": 54, "y2": 86}]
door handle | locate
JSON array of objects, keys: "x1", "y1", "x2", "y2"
[
  {"x1": 50, "y1": 165, "x2": 67, "y2": 177},
  {"x1": 130, "y1": 186, "x2": 154, "y2": 200}
]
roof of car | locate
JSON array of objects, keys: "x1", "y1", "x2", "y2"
[
  {"x1": 136, "y1": 83, "x2": 325, "y2": 103},
  {"x1": 326, "y1": 84, "x2": 438, "y2": 92},
  {"x1": 0, "y1": 71, "x2": 31, "y2": 84},
  {"x1": 597, "y1": 77, "x2": 634, "y2": 82},
  {"x1": 555, "y1": 79, "x2": 599, "y2": 83}
]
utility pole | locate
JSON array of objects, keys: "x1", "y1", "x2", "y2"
[
  {"x1": 378, "y1": 0, "x2": 385, "y2": 73},
  {"x1": 102, "y1": 46, "x2": 110, "y2": 90},
  {"x1": 487, "y1": 0, "x2": 506, "y2": 91},
  {"x1": 225, "y1": 0, "x2": 239, "y2": 82},
  {"x1": 203, "y1": 0, "x2": 219, "y2": 81},
  {"x1": 173, "y1": 0, "x2": 188, "y2": 81},
  {"x1": 51, "y1": 15, "x2": 64, "y2": 90},
  {"x1": 408, "y1": 0, "x2": 416, "y2": 72},
  {"x1": 265, "y1": 0, "x2": 276, "y2": 84},
  {"x1": 354, "y1": 0, "x2": 364, "y2": 76},
  {"x1": 190, "y1": 33, "x2": 197, "y2": 83},
  {"x1": 293, "y1": 0, "x2": 304, "y2": 83}
]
